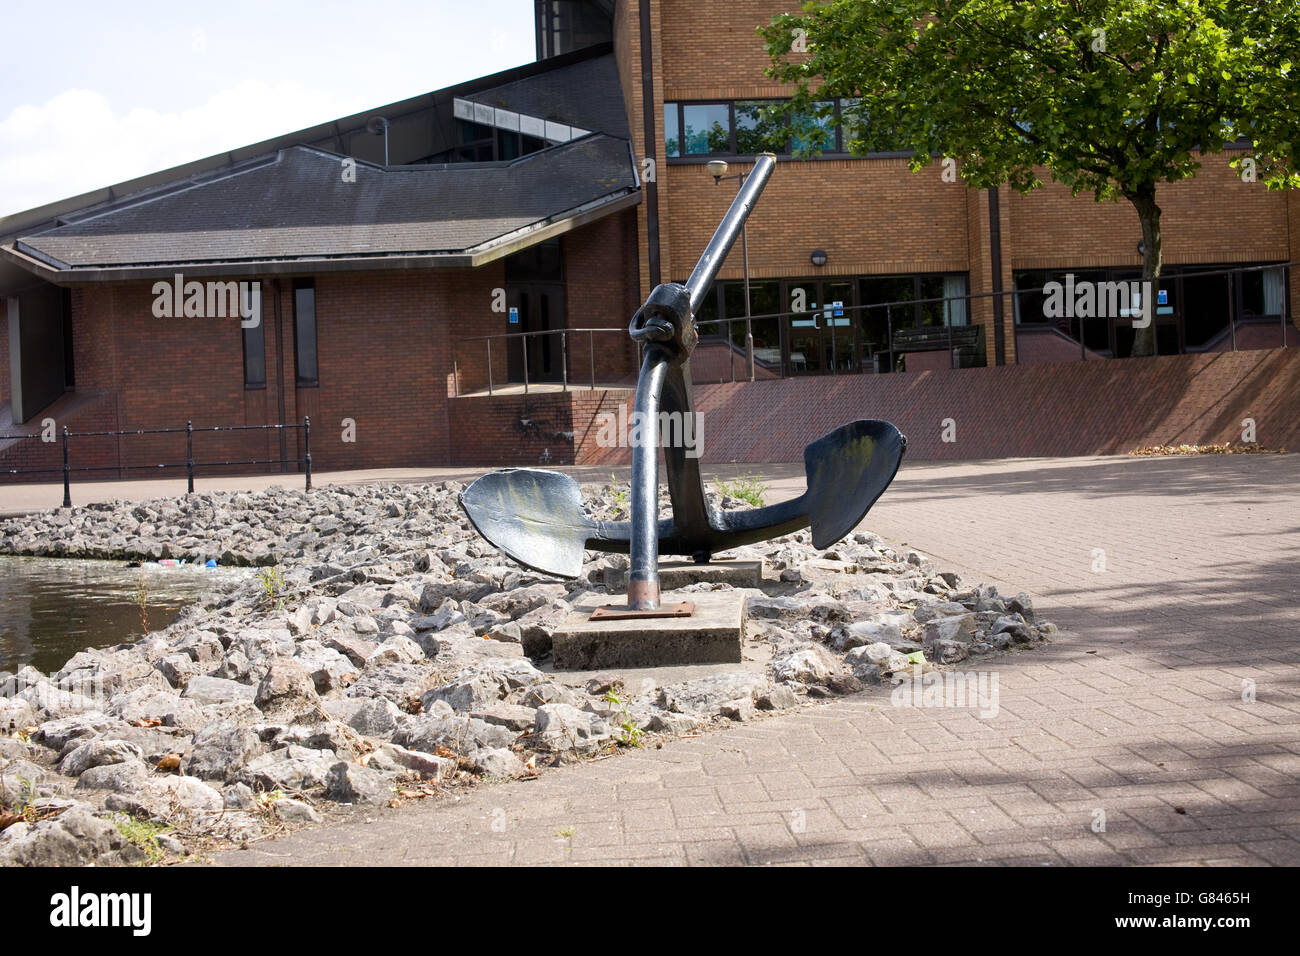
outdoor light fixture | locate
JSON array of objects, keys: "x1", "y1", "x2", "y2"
[
  {"x1": 810, "y1": 249, "x2": 828, "y2": 267},
  {"x1": 706, "y1": 159, "x2": 729, "y2": 183}
]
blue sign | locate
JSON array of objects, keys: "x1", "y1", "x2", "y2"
[
  {"x1": 1157, "y1": 289, "x2": 1168, "y2": 306},
  {"x1": 508, "y1": 306, "x2": 519, "y2": 324}
]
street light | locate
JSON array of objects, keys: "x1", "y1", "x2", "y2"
[{"x1": 708, "y1": 155, "x2": 775, "y2": 381}]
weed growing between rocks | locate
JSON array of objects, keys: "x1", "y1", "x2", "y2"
[{"x1": 0, "y1": 481, "x2": 1055, "y2": 865}]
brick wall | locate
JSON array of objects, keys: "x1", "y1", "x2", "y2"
[{"x1": 687, "y1": 347, "x2": 1300, "y2": 462}]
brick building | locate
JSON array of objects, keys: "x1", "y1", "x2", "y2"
[{"x1": 2, "y1": 1, "x2": 1297, "y2": 481}]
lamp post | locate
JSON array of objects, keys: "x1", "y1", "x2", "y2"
[{"x1": 708, "y1": 157, "x2": 768, "y2": 381}]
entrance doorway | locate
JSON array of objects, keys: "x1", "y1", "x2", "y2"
[{"x1": 505, "y1": 284, "x2": 566, "y2": 384}]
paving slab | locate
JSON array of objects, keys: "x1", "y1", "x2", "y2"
[{"x1": 200, "y1": 452, "x2": 1300, "y2": 867}]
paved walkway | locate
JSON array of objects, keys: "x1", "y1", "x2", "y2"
[{"x1": 200, "y1": 452, "x2": 1299, "y2": 866}]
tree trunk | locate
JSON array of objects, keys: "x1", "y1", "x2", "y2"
[{"x1": 1129, "y1": 187, "x2": 1162, "y2": 357}]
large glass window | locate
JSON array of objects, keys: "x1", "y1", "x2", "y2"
[
  {"x1": 682, "y1": 104, "x2": 731, "y2": 155},
  {"x1": 294, "y1": 280, "x2": 318, "y2": 387},
  {"x1": 734, "y1": 101, "x2": 789, "y2": 154},
  {"x1": 666, "y1": 98, "x2": 905, "y2": 160}
]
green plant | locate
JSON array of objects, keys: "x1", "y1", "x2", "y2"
[
  {"x1": 133, "y1": 572, "x2": 151, "y2": 634},
  {"x1": 256, "y1": 566, "x2": 286, "y2": 610},
  {"x1": 608, "y1": 474, "x2": 628, "y2": 509},
  {"x1": 111, "y1": 815, "x2": 173, "y2": 865},
  {"x1": 714, "y1": 472, "x2": 768, "y2": 507},
  {"x1": 604, "y1": 690, "x2": 645, "y2": 748}
]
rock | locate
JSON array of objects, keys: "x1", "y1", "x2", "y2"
[
  {"x1": 184, "y1": 723, "x2": 267, "y2": 782},
  {"x1": 254, "y1": 661, "x2": 321, "y2": 721},
  {"x1": 293, "y1": 644, "x2": 358, "y2": 694},
  {"x1": 657, "y1": 671, "x2": 770, "y2": 714},
  {"x1": 913, "y1": 601, "x2": 969, "y2": 623},
  {"x1": 183, "y1": 675, "x2": 256, "y2": 705},
  {"x1": 421, "y1": 673, "x2": 506, "y2": 714},
  {"x1": 748, "y1": 593, "x2": 850, "y2": 624},
  {"x1": 0, "y1": 804, "x2": 136, "y2": 867},
  {"x1": 32, "y1": 712, "x2": 119, "y2": 751},
  {"x1": 57, "y1": 738, "x2": 143, "y2": 777},
  {"x1": 74, "y1": 758, "x2": 150, "y2": 793},
  {"x1": 157, "y1": 653, "x2": 200, "y2": 688},
  {"x1": 374, "y1": 743, "x2": 455, "y2": 780},
  {"x1": 835, "y1": 620, "x2": 905, "y2": 650},
  {"x1": 273, "y1": 797, "x2": 323, "y2": 823},
  {"x1": 992, "y1": 615, "x2": 1036, "y2": 644},
  {"x1": 929, "y1": 640, "x2": 970, "y2": 664},
  {"x1": 773, "y1": 645, "x2": 842, "y2": 686},
  {"x1": 0, "y1": 698, "x2": 37, "y2": 733},
  {"x1": 325, "y1": 761, "x2": 391, "y2": 806},
  {"x1": 240, "y1": 746, "x2": 338, "y2": 792},
  {"x1": 324, "y1": 633, "x2": 380, "y2": 668},
  {"x1": 644, "y1": 712, "x2": 704, "y2": 735},
  {"x1": 366, "y1": 635, "x2": 425, "y2": 667},
  {"x1": 105, "y1": 775, "x2": 224, "y2": 822},
  {"x1": 470, "y1": 703, "x2": 536, "y2": 732},
  {"x1": 757, "y1": 685, "x2": 800, "y2": 710},
  {"x1": 826, "y1": 673, "x2": 865, "y2": 695},
  {"x1": 391, "y1": 713, "x2": 515, "y2": 756},
  {"x1": 922, "y1": 614, "x2": 977, "y2": 647},
  {"x1": 467, "y1": 747, "x2": 526, "y2": 778},
  {"x1": 533, "y1": 703, "x2": 609, "y2": 751},
  {"x1": 719, "y1": 698, "x2": 757, "y2": 721},
  {"x1": 222, "y1": 783, "x2": 256, "y2": 810},
  {"x1": 344, "y1": 662, "x2": 434, "y2": 705},
  {"x1": 348, "y1": 697, "x2": 403, "y2": 737}
]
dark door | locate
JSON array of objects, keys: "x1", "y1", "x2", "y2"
[{"x1": 506, "y1": 283, "x2": 566, "y2": 384}]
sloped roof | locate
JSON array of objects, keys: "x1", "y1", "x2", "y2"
[
  {"x1": 0, "y1": 45, "x2": 638, "y2": 284},
  {"x1": 7, "y1": 135, "x2": 637, "y2": 279}
]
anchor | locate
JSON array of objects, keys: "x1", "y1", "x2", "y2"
[{"x1": 460, "y1": 152, "x2": 907, "y2": 618}]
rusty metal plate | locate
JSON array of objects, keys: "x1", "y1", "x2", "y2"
[{"x1": 590, "y1": 601, "x2": 696, "y2": 621}]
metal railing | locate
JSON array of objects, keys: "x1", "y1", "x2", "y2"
[
  {"x1": 0, "y1": 418, "x2": 312, "y2": 508},
  {"x1": 452, "y1": 261, "x2": 1296, "y2": 393}
]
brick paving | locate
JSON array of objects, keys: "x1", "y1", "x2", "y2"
[{"x1": 207, "y1": 452, "x2": 1300, "y2": 866}]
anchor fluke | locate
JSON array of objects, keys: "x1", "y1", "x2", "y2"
[
  {"x1": 803, "y1": 420, "x2": 907, "y2": 549},
  {"x1": 459, "y1": 468, "x2": 593, "y2": 579}
]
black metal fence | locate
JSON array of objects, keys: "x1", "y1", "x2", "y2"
[{"x1": 0, "y1": 418, "x2": 312, "y2": 508}]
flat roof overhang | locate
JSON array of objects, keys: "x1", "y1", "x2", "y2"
[{"x1": 0, "y1": 189, "x2": 641, "y2": 285}]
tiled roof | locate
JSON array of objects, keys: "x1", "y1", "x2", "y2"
[{"x1": 13, "y1": 135, "x2": 637, "y2": 273}]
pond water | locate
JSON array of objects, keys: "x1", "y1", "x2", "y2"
[{"x1": 0, "y1": 556, "x2": 241, "y2": 674}]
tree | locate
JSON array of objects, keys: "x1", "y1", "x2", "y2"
[{"x1": 761, "y1": 1, "x2": 1300, "y2": 356}]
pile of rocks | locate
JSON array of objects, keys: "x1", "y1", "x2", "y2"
[{"x1": 0, "y1": 481, "x2": 1055, "y2": 865}]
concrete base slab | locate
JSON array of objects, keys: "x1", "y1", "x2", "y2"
[
  {"x1": 602, "y1": 560, "x2": 762, "y2": 591},
  {"x1": 552, "y1": 590, "x2": 747, "y2": 670}
]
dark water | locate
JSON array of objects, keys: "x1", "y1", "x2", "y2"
[{"x1": 0, "y1": 556, "x2": 238, "y2": 674}]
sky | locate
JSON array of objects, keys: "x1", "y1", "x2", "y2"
[{"x1": 0, "y1": 0, "x2": 538, "y2": 218}]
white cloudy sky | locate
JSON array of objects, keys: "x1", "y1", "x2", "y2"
[{"x1": 0, "y1": 0, "x2": 536, "y2": 217}]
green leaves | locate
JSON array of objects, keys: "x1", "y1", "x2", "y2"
[{"x1": 759, "y1": 0, "x2": 1300, "y2": 194}]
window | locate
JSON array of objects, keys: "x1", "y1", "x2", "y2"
[
  {"x1": 294, "y1": 279, "x2": 318, "y2": 386},
  {"x1": 734, "y1": 101, "x2": 789, "y2": 154},
  {"x1": 242, "y1": 305, "x2": 266, "y2": 388},
  {"x1": 665, "y1": 98, "x2": 905, "y2": 160},
  {"x1": 682, "y1": 103, "x2": 731, "y2": 155}
]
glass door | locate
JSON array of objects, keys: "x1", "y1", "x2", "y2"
[{"x1": 784, "y1": 280, "x2": 824, "y2": 375}]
